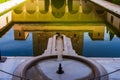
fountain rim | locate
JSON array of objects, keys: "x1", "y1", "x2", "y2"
[{"x1": 12, "y1": 55, "x2": 108, "y2": 80}]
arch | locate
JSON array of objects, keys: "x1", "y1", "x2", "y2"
[
  {"x1": 68, "y1": 0, "x2": 80, "y2": 14},
  {"x1": 51, "y1": 0, "x2": 66, "y2": 18},
  {"x1": 26, "y1": 0, "x2": 36, "y2": 14},
  {"x1": 95, "y1": 6, "x2": 105, "y2": 14},
  {"x1": 39, "y1": 0, "x2": 49, "y2": 14},
  {"x1": 82, "y1": 0, "x2": 92, "y2": 14},
  {"x1": 51, "y1": 0, "x2": 65, "y2": 9},
  {"x1": 52, "y1": 11, "x2": 65, "y2": 18},
  {"x1": 14, "y1": 5, "x2": 23, "y2": 14},
  {"x1": 96, "y1": 10, "x2": 105, "y2": 14}
]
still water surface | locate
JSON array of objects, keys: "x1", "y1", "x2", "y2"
[{"x1": 0, "y1": 0, "x2": 120, "y2": 57}]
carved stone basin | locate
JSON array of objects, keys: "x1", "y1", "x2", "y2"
[{"x1": 12, "y1": 55, "x2": 108, "y2": 80}]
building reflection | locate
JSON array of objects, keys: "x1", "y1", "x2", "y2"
[
  {"x1": 32, "y1": 32, "x2": 55, "y2": 56},
  {"x1": 0, "y1": 0, "x2": 120, "y2": 57},
  {"x1": 14, "y1": 25, "x2": 29, "y2": 40},
  {"x1": 13, "y1": 24, "x2": 105, "y2": 56},
  {"x1": 51, "y1": 0, "x2": 66, "y2": 18},
  {"x1": 12, "y1": 0, "x2": 104, "y2": 22},
  {"x1": 40, "y1": 0, "x2": 49, "y2": 14},
  {"x1": 11, "y1": 0, "x2": 120, "y2": 32},
  {"x1": 88, "y1": 26, "x2": 104, "y2": 40}
]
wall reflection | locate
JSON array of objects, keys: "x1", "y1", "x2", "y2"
[
  {"x1": 0, "y1": 0, "x2": 120, "y2": 56},
  {"x1": 13, "y1": 24, "x2": 105, "y2": 56},
  {"x1": 12, "y1": 0, "x2": 104, "y2": 22}
]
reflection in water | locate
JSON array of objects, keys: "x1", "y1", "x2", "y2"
[
  {"x1": 12, "y1": 0, "x2": 105, "y2": 21},
  {"x1": 14, "y1": 5, "x2": 23, "y2": 14},
  {"x1": 52, "y1": 0, "x2": 65, "y2": 9},
  {"x1": 13, "y1": 24, "x2": 105, "y2": 56},
  {"x1": 88, "y1": 26, "x2": 104, "y2": 40},
  {"x1": 51, "y1": 0, "x2": 65, "y2": 18},
  {"x1": 26, "y1": 0, "x2": 36, "y2": 14},
  {"x1": 109, "y1": 31, "x2": 114, "y2": 41},
  {"x1": 40, "y1": 0, "x2": 49, "y2": 14},
  {"x1": 68, "y1": 0, "x2": 79, "y2": 14},
  {"x1": 32, "y1": 32, "x2": 55, "y2": 56},
  {"x1": 14, "y1": 26, "x2": 29, "y2": 40},
  {"x1": 0, "y1": 0, "x2": 120, "y2": 57},
  {"x1": 82, "y1": 0, "x2": 92, "y2": 14}
]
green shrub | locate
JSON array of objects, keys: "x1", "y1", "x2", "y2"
[
  {"x1": 106, "y1": 0, "x2": 120, "y2": 5},
  {"x1": 112, "y1": 0, "x2": 120, "y2": 5}
]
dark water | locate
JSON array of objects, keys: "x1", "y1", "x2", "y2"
[{"x1": 0, "y1": 0, "x2": 120, "y2": 57}]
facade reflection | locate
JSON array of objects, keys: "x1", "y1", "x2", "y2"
[
  {"x1": 51, "y1": 0, "x2": 66, "y2": 18},
  {"x1": 0, "y1": 0, "x2": 120, "y2": 56},
  {"x1": 12, "y1": 0, "x2": 104, "y2": 22},
  {"x1": 13, "y1": 24, "x2": 105, "y2": 56}
]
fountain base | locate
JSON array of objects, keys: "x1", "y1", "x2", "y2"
[
  {"x1": 56, "y1": 63, "x2": 64, "y2": 74},
  {"x1": 12, "y1": 55, "x2": 108, "y2": 80}
]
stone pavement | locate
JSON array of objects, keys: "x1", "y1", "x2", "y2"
[
  {"x1": 91, "y1": 58, "x2": 120, "y2": 80},
  {"x1": 0, "y1": 57, "x2": 120, "y2": 80},
  {"x1": 0, "y1": 57, "x2": 32, "y2": 80}
]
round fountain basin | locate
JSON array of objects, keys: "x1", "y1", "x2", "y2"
[
  {"x1": 12, "y1": 55, "x2": 109, "y2": 80},
  {"x1": 37, "y1": 59, "x2": 93, "y2": 80}
]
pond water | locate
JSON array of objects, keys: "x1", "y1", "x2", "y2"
[{"x1": 0, "y1": 0, "x2": 120, "y2": 57}]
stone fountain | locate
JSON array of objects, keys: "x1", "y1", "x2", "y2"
[{"x1": 12, "y1": 33, "x2": 108, "y2": 80}]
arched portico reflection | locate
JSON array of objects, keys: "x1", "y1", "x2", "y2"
[
  {"x1": 26, "y1": 0, "x2": 36, "y2": 14},
  {"x1": 14, "y1": 5, "x2": 23, "y2": 14},
  {"x1": 81, "y1": 0, "x2": 92, "y2": 14},
  {"x1": 12, "y1": 0, "x2": 105, "y2": 22},
  {"x1": 94, "y1": 6, "x2": 105, "y2": 15},
  {"x1": 39, "y1": 0, "x2": 49, "y2": 14},
  {"x1": 13, "y1": 24, "x2": 105, "y2": 55},
  {"x1": 68, "y1": 0, "x2": 80, "y2": 14},
  {"x1": 51, "y1": 0, "x2": 66, "y2": 18}
]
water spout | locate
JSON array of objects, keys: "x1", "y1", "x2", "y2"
[
  {"x1": 55, "y1": 33, "x2": 64, "y2": 61},
  {"x1": 56, "y1": 63, "x2": 64, "y2": 74},
  {"x1": 57, "y1": 52, "x2": 63, "y2": 61}
]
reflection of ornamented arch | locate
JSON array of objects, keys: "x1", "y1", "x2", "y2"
[
  {"x1": 39, "y1": 0, "x2": 49, "y2": 14},
  {"x1": 26, "y1": 0, "x2": 36, "y2": 14},
  {"x1": 51, "y1": 0, "x2": 66, "y2": 18},
  {"x1": 83, "y1": 9, "x2": 92, "y2": 14},
  {"x1": 95, "y1": 6, "x2": 105, "y2": 15},
  {"x1": 68, "y1": 0, "x2": 80, "y2": 14},
  {"x1": 52, "y1": 0, "x2": 65, "y2": 9},
  {"x1": 82, "y1": 0, "x2": 92, "y2": 14},
  {"x1": 96, "y1": 10, "x2": 105, "y2": 14},
  {"x1": 14, "y1": 5, "x2": 23, "y2": 14}
]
